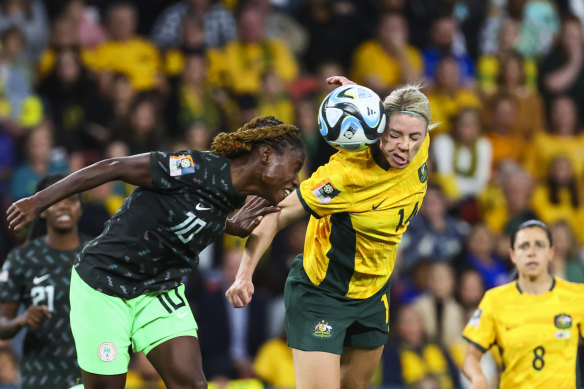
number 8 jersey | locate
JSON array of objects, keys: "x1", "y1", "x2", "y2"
[
  {"x1": 462, "y1": 278, "x2": 584, "y2": 388},
  {"x1": 296, "y1": 135, "x2": 429, "y2": 299}
]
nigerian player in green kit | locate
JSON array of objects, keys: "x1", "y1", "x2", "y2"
[{"x1": 6, "y1": 116, "x2": 305, "y2": 389}]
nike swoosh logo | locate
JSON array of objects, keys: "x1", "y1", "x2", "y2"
[
  {"x1": 33, "y1": 274, "x2": 50, "y2": 284},
  {"x1": 372, "y1": 199, "x2": 385, "y2": 210},
  {"x1": 177, "y1": 311, "x2": 188, "y2": 319},
  {"x1": 195, "y1": 203, "x2": 211, "y2": 211}
]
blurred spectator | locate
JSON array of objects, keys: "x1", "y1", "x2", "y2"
[
  {"x1": 60, "y1": 0, "x2": 105, "y2": 49},
  {"x1": 399, "y1": 184, "x2": 469, "y2": 270},
  {"x1": 350, "y1": 12, "x2": 422, "y2": 96},
  {"x1": 258, "y1": 70, "x2": 294, "y2": 125},
  {"x1": 462, "y1": 224, "x2": 510, "y2": 289},
  {"x1": 456, "y1": 268, "x2": 485, "y2": 321},
  {"x1": 37, "y1": 16, "x2": 91, "y2": 78},
  {"x1": 479, "y1": 161, "x2": 538, "y2": 235},
  {"x1": 208, "y1": 4, "x2": 298, "y2": 96},
  {"x1": 427, "y1": 56, "x2": 481, "y2": 135},
  {"x1": 531, "y1": 157, "x2": 584, "y2": 243},
  {"x1": 0, "y1": 347, "x2": 18, "y2": 389},
  {"x1": 9, "y1": 122, "x2": 68, "y2": 201},
  {"x1": 125, "y1": 352, "x2": 164, "y2": 389},
  {"x1": 162, "y1": 13, "x2": 207, "y2": 78},
  {"x1": 539, "y1": 14, "x2": 584, "y2": 119},
  {"x1": 0, "y1": 0, "x2": 49, "y2": 62},
  {"x1": 150, "y1": 0, "x2": 236, "y2": 49},
  {"x1": 113, "y1": 93, "x2": 165, "y2": 155},
  {"x1": 104, "y1": 73, "x2": 136, "y2": 129},
  {"x1": 37, "y1": 48, "x2": 110, "y2": 153},
  {"x1": 524, "y1": 95, "x2": 584, "y2": 180},
  {"x1": 515, "y1": 0, "x2": 560, "y2": 58},
  {"x1": 423, "y1": 15, "x2": 475, "y2": 86},
  {"x1": 549, "y1": 220, "x2": 584, "y2": 283},
  {"x1": 87, "y1": 2, "x2": 161, "y2": 91},
  {"x1": 293, "y1": 95, "x2": 333, "y2": 173},
  {"x1": 0, "y1": 124, "x2": 16, "y2": 196},
  {"x1": 194, "y1": 249, "x2": 268, "y2": 380},
  {"x1": 485, "y1": 93, "x2": 525, "y2": 169},
  {"x1": 246, "y1": 0, "x2": 308, "y2": 58},
  {"x1": 477, "y1": 19, "x2": 539, "y2": 94},
  {"x1": 477, "y1": 18, "x2": 537, "y2": 95},
  {"x1": 482, "y1": 52, "x2": 545, "y2": 140},
  {"x1": 165, "y1": 52, "x2": 222, "y2": 136},
  {"x1": 0, "y1": 26, "x2": 43, "y2": 130},
  {"x1": 184, "y1": 123, "x2": 211, "y2": 152},
  {"x1": 414, "y1": 262, "x2": 465, "y2": 348},
  {"x1": 432, "y1": 108, "x2": 492, "y2": 200},
  {"x1": 382, "y1": 304, "x2": 460, "y2": 388},
  {"x1": 253, "y1": 329, "x2": 295, "y2": 389},
  {"x1": 297, "y1": 0, "x2": 364, "y2": 72}
]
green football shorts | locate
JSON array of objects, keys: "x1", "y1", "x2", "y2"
[
  {"x1": 284, "y1": 255, "x2": 391, "y2": 355},
  {"x1": 69, "y1": 268, "x2": 198, "y2": 375}
]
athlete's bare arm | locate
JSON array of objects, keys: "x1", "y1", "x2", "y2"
[
  {"x1": 226, "y1": 190, "x2": 308, "y2": 307},
  {"x1": 7, "y1": 154, "x2": 152, "y2": 232},
  {"x1": 463, "y1": 343, "x2": 488, "y2": 389}
]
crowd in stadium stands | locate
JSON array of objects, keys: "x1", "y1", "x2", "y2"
[{"x1": 0, "y1": 0, "x2": 584, "y2": 388}]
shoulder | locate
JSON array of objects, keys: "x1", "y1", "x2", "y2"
[
  {"x1": 483, "y1": 282, "x2": 518, "y2": 303},
  {"x1": 554, "y1": 278, "x2": 584, "y2": 296}
]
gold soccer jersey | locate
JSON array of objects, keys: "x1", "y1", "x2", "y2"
[
  {"x1": 297, "y1": 136, "x2": 429, "y2": 299},
  {"x1": 463, "y1": 278, "x2": 584, "y2": 389}
]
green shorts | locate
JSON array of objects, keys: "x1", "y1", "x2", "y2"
[
  {"x1": 69, "y1": 268, "x2": 198, "y2": 375},
  {"x1": 284, "y1": 255, "x2": 391, "y2": 355}
]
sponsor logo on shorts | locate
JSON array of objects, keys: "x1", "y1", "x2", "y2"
[
  {"x1": 313, "y1": 320, "x2": 333, "y2": 338},
  {"x1": 97, "y1": 342, "x2": 117, "y2": 362}
]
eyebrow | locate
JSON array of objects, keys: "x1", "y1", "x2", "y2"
[{"x1": 389, "y1": 128, "x2": 424, "y2": 136}]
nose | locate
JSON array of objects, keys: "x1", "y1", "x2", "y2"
[{"x1": 397, "y1": 138, "x2": 409, "y2": 152}]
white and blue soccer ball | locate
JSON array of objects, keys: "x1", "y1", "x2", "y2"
[{"x1": 318, "y1": 85, "x2": 386, "y2": 151}]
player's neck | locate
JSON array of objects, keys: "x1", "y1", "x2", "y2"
[
  {"x1": 44, "y1": 229, "x2": 81, "y2": 251},
  {"x1": 517, "y1": 273, "x2": 554, "y2": 296}
]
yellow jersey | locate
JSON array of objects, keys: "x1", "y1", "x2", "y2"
[
  {"x1": 297, "y1": 136, "x2": 429, "y2": 299},
  {"x1": 462, "y1": 278, "x2": 584, "y2": 389}
]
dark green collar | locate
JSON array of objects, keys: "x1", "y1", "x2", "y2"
[{"x1": 515, "y1": 277, "x2": 556, "y2": 294}]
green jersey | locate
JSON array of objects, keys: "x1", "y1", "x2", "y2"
[
  {"x1": 0, "y1": 237, "x2": 88, "y2": 389},
  {"x1": 74, "y1": 150, "x2": 245, "y2": 298}
]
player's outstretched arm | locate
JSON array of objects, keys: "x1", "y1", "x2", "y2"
[
  {"x1": 6, "y1": 153, "x2": 152, "y2": 232},
  {"x1": 463, "y1": 343, "x2": 488, "y2": 389},
  {"x1": 226, "y1": 190, "x2": 307, "y2": 308}
]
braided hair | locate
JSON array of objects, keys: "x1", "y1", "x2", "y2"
[{"x1": 211, "y1": 116, "x2": 303, "y2": 158}]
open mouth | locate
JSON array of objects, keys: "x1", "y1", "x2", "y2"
[
  {"x1": 284, "y1": 189, "x2": 291, "y2": 197},
  {"x1": 56, "y1": 214, "x2": 72, "y2": 222},
  {"x1": 393, "y1": 153, "x2": 407, "y2": 166}
]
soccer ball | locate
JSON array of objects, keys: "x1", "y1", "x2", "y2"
[{"x1": 318, "y1": 85, "x2": 386, "y2": 151}]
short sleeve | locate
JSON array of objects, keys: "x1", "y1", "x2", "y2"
[
  {"x1": 0, "y1": 252, "x2": 26, "y2": 304},
  {"x1": 462, "y1": 292, "x2": 496, "y2": 353},
  {"x1": 149, "y1": 150, "x2": 202, "y2": 191},
  {"x1": 297, "y1": 161, "x2": 353, "y2": 219}
]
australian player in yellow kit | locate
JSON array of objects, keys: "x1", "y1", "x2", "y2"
[
  {"x1": 462, "y1": 220, "x2": 584, "y2": 389},
  {"x1": 226, "y1": 76, "x2": 437, "y2": 389}
]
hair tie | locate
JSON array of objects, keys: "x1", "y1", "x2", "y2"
[
  {"x1": 233, "y1": 141, "x2": 238, "y2": 148},
  {"x1": 398, "y1": 110, "x2": 429, "y2": 127}
]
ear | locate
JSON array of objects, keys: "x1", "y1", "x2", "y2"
[
  {"x1": 259, "y1": 145, "x2": 273, "y2": 164},
  {"x1": 509, "y1": 248, "x2": 516, "y2": 266}
]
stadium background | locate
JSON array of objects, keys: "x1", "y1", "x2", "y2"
[{"x1": 0, "y1": 0, "x2": 583, "y2": 387}]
